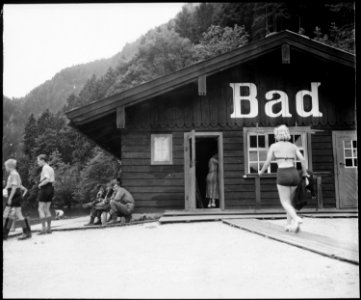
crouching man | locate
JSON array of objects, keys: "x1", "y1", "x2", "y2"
[{"x1": 106, "y1": 178, "x2": 135, "y2": 225}]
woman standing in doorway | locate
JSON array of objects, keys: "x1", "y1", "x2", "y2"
[
  {"x1": 206, "y1": 153, "x2": 219, "y2": 208},
  {"x1": 258, "y1": 125, "x2": 308, "y2": 232},
  {"x1": 36, "y1": 154, "x2": 55, "y2": 234}
]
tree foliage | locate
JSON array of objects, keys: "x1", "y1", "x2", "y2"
[
  {"x1": 74, "y1": 149, "x2": 122, "y2": 204},
  {"x1": 192, "y1": 24, "x2": 249, "y2": 61}
]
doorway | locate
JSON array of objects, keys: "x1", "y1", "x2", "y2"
[
  {"x1": 332, "y1": 130, "x2": 358, "y2": 208},
  {"x1": 184, "y1": 131, "x2": 224, "y2": 210},
  {"x1": 195, "y1": 137, "x2": 218, "y2": 208}
]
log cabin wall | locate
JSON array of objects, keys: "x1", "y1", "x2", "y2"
[{"x1": 120, "y1": 48, "x2": 354, "y2": 210}]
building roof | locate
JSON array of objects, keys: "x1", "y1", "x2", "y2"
[{"x1": 65, "y1": 30, "x2": 355, "y2": 156}]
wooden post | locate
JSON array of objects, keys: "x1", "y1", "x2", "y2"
[
  {"x1": 198, "y1": 75, "x2": 207, "y2": 96},
  {"x1": 255, "y1": 176, "x2": 261, "y2": 210},
  {"x1": 281, "y1": 44, "x2": 290, "y2": 64},
  {"x1": 316, "y1": 176, "x2": 323, "y2": 210},
  {"x1": 116, "y1": 106, "x2": 125, "y2": 129}
]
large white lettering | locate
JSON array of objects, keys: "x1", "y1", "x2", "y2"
[
  {"x1": 295, "y1": 82, "x2": 323, "y2": 117},
  {"x1": 230, "y1": 83, "x2": 258, "y2": 118},
  {"x1": 230, "y1": 82, "x2": 323, "y2": 118},
  {"x1": 264, "y1": 90, "x2": 292, "y2": 118}
]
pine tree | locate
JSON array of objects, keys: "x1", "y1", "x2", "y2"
[{"x1": 23, "y1": 114, "x2": 38, "y2": 158}]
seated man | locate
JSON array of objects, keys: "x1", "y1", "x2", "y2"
[
  {"x1": 94, "y1": 183, "x2": 114, "y2": 225},
  {"x1": 106, "y1": 178, "x2": 135, "y2": 224},
  {"x1": 83, "y1": 184, "x2": 106, "y2": 226}
]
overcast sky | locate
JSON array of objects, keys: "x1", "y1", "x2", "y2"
[{"x1": 3, "y1": 3, "x2": 185, "y2": 99}]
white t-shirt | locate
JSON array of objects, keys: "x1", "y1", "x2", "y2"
[
  {"x1": 6, "y1": 170, "x2": 22, "y2": 189},
  {"x1": 40, "y1": 164, "x2": 55, "y2": 183}
]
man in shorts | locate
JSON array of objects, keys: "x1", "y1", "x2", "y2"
[{"x1": 37, "y1": 154, "x2": 55, "y2": 234}]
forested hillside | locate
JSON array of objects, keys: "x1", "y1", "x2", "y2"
[{"x1": 3, "y1": 2, "x2": 355, "y2": 210}]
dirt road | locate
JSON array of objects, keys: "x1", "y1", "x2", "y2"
[{"x1": 3, "y1": 220, "x2": 359, "y2": 298}]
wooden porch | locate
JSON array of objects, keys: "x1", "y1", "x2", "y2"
[{"x1": 159, "y1": 208, "x2": 358, "y2": 224}]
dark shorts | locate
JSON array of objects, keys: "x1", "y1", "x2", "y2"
[
  {"x1": 38, "y1": 183, "x2": 54, "y2": 203},
  {"x1": 277, "y1": 167, "x2": 300, "y2": 187},
  {"x1": 6, "y1": 188, "x2": 22, "y2": 207}
]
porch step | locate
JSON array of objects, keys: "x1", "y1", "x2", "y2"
[
  {"x1": 160, "y1": 209, "x2": 357, "y2": 224},
  {"x1": 222, "y1": 219, "x2": 359, "y2": 265},
  {"x1": 159, "y1": 214, "x2": 286, "y2": 224},
  {"x1": 163, "y1": 208, "x2": 358, "y2": 217}
]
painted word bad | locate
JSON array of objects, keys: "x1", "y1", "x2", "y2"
[{"x1": 230, "y1": 82, "x2": 323, "y2": 118}]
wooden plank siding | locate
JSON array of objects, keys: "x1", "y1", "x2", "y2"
[{"x1": 121, "y1": 131, "x2": 185, "y2": 209}]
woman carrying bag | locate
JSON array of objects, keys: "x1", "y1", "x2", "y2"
[{"x1": 258, "y1": 125, "x2": 308, "y2": 232}]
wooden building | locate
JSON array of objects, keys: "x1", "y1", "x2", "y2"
[{"x1": 66, "y1": 31, "x2": 357, "y2": 212}]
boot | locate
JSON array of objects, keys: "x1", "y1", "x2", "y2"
[
  {"x1": 106, "y1": 213, "x2": 118, "y2": 225},
  {"x1": 93, "y1": 211, "x2": 102, "y2": 225},
  {"x1": 18, "y1": 218, "x2": 32, "y2": 240},
  {"x1": 93, "y1": 218, "x2": 102, "y2": 225},
  {"x1": 46, "y1": 216, "x2": 52, "y2": 234},
  {"x1": 37, "y1": 218, "x2": 47, "y2": 235},
  {"x1": 3, "y1": 218, "x2": 13, "y2": 240},
  {"x1": 125, "y1": 214, "x2": 132, "y2": 224},
  {"x1": 84, "y1": 216, "x2": 95, "y2": 226}
]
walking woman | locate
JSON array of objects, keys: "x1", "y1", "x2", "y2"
[
  {"x1": 36, "y1": 154, "x2": 55, "y2": 234},
  {"x1": 258, "y1": 125, "x2": 308, "y2": 232},
  {"x1": 206, "y1": 153, "x2": 219, "y2": 208},
  {"x1": 3, "y1": 159, "x2": 32, "y2": 240}
]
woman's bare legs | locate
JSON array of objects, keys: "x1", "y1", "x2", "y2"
[
  {"x1": 277, "y1": 184, "x2": 302, "y2": 232},
  {"x1": 208, "y1": 198, "x2": 216, "y2": 208},
  {"x1": 285, "y1": 212, "x2": 292, "y2": 231}
]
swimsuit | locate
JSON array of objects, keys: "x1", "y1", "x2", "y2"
[{"x1": 275, "y1": 156, "x2": 300, "y2": 187}]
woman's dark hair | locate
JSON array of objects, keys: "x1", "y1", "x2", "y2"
[
  {"x1": 37, "y1": 154, "x2": 48, "y2": 162},
  {"x1": 96, "y1": 184, "x2": 104, "y2": 191}
]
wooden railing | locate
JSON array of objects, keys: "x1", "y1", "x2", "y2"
[{"x1": 244, "y1": 171, "x2": 333, "y2": 210}]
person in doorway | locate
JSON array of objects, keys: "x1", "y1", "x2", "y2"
[
  {"x1": 258, "y1": 125, "x2": 308, "y2": 233},
  {"x1": 206, "y1": 153, "x2": 219, "y2": 208},
  {"x1": 106, "y1": 178, "x2": 135, "y2": 224},
  {"x1": 36, "y1": 154, "x2": 55, "y2": 234},
  {"x1": 3, "y1": 159, "x2": 32, "y2": 240}
]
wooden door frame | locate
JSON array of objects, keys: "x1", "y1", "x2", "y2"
[
  {"x1": 184, "y1": 131, "x2": 225, "y2": 210},
  {"x1": 184, "y1": 130, "x2": 196, "y2": 210},
  {"x1": 332, "y1": 130, "x2": 357, "y2": 209}
]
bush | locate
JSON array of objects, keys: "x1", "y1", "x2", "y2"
[{"x1": 74, "y1": 148, "x2": 121, "y2": 204}]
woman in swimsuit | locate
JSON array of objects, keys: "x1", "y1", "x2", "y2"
[{"x1": 258, "y1": 125, "x2": 308, "y2": 232}]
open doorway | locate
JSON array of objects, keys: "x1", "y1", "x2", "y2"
[
  {"x1": 184, "y1": 131, "x2": 224, "y2": 210},
  {"x1": 195, "y1": 137, "x2": 219, "y2": 208}
]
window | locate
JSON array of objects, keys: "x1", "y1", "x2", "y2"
[
  {"x1": 244, "y1": 127, "x2": 309, "y2": 174},
  {"x1": 343, "y1": 139, "x2": 357, "y2": 168},
  {"x1": 151, "y1": 134, "x2": 173, "y2": 165}
]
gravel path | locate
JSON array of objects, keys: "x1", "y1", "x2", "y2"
[{"x1": 3, "y1": 220, "x2": 359, "y2": 298}]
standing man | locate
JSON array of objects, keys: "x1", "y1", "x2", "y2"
[
  {"x1": 37, "y1": 154, "x2": 55, "y2": 234},
  {"x1": 106, "y1": 178, "x2": 135, "y2": 224}
]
